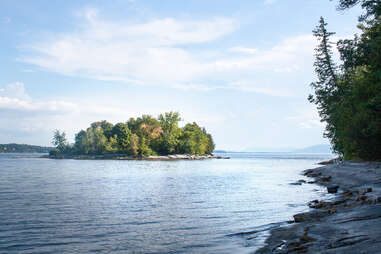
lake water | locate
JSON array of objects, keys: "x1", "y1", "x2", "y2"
[{"x1": 0, "y1": 152, "x2": 333, "y2": 253}]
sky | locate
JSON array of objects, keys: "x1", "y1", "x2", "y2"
[{"x1": 0, "y1": 0, "x2": 363, "y2": 151}]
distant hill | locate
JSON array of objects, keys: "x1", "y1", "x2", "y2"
[
  {"x1": 244, "y1": 147, "x2": 294, "y2": 153},
  {"x1": 0, "y1": 143, "x2": 53, "y2": 153},
  {"x1": 292, "y1": 144, "x2": 332, "y2": 154}
]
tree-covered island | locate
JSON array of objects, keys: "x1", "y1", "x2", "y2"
[{"x1": 49, "y1": 112, "x2": 219, "y2": 160}]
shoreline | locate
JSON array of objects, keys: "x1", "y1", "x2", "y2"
[
  {"x1": 42, "y1": 154, "x2": 230, "y2": 161},
  {"x1": 255, "y1": 160, "x2": 381, "y2": 253}
]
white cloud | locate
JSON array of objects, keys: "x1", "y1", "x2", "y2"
[
  {"x1": 286, "y1": 107, "x2": 324, "y2": 129},
  {"x1": 20, "y1": 9, "x2": 319, "y2": 96},
  {"x1": 264, "y1": 0, "x2": 277, "y2": 5},
  {"x1": 22, "y1": 11, "x2": 236, "y2": 85},
  {"x1": 228, "y1": 81, "x2": 292, "y2": 97},
  {"x1": 214, "y1": 35, "x2": 315, "y2": 72},
  {"x1": 229, "y1": 46, "x2": 258, "y2": 54},
  {"x1": 0, "y1": 82, "x2": 30, "y2": 100},
  {"x1": 0, "y1": 82, "x2": 225, "y2": 144},
  {"x1": 0, "y1": 96, "x2": 77, "y2": 114}
]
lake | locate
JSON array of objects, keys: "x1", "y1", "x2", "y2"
[{"x1": 0, "y1": 152, "x2": 333, "y2": 253}]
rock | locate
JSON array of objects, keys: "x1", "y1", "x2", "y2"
[
  {"x1": 299, "y1": 234, "x2": 316, "y2": 243},
  {"x1": 318, "y1": 158, "x2": 341, "y2": 165},
  {"x1": 303, "y1": 169, "x2": 314, "y2": 175},
  {"x1": 293, "y1": 210, "x2": 330, "y2": 222},
  {"x1": 327, "y1": 185, "x2": 339, "y2": 193},
  {"x1": 320, "y1": 176, "x2": 332, "y2": 182}
]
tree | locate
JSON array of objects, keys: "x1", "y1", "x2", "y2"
[
  {"x1": 52, "y1": 112, "x2": 216, "y2": 156},
  {"x1": 85, "y1": 127, "x2": 108, "y2": 154},
  {"x1": 100, "y1": 120, "x2": 114, "y2": 139},
  {"x1": 52, "y1": 130, "x2": 68, "y2": 153},
  {"x1": 157, "y1": 111, "x2": 182, "y2": 154},
  {"x1": 309, "y1": 17, "x2": 341, "y2": 152},
  {"x1": 178, "y1": 123, "x2": 211, "y2": 155},
  {"x1": 205, "y1": 133, "x2": 215, "y2": 154},
  {"x1": 112, "y1": 123, "x2": 132, "y2": 153},
  {"x1": 309, "y1": 1, "x2": 381, "y2": 160},
  {"x1": 128, "y1": 133, "x2": 139, "y2": 156},
  {"x1": 138, "y1": 136, "x2": 154, "y2": 156},
  {"x1": 74, "y1": 130, "x2": 87, "y2": 154},
  {"x1": 336, "y1": 0, "x2": 380, "y2": 21}
]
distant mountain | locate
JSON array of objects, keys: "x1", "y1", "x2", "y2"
[
  {"x1": 244, "y1": 147, "x2": 295, "y2": 153},
  {"x1": 292, "y1": 144, "x2": 332, "y2": 154},
  {"x1": 0, "y1": 143, "x2": 53, "y2": 153}
]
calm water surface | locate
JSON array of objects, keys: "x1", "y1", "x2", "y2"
[{"x1": 0, "y1": 152, "x2": 333, "y2": 253}]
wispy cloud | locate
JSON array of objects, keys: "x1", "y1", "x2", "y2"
[
  {"x1": 264, "y1": 0, "x2": 277, "y2": 5},
  {"x1": 286, "y1": 107, "x2": 324, "y2": 129},
  {"x1": 229, "y1": 46, "x2": 258, "y2": 54},
  {"x1": 0, "y1": 82, "x2": 30, "y2": 100},
  {"x1": 22, "y1": 10, "x2": 236, "y2": 85},
  {"x1": 0, "y1": 82, "x2": 227, "y2": 144},
  {"x1": 20, "y1": 9, "x2": 317, "y2": 96},
  {"x1": 228, "y1": 81, "x2": 292, "y2": 97}
]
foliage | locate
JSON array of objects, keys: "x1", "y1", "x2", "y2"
[
  {"x1": 309, "y1": 1, "x2": 381, "y2": 160},
  {"x1": 51, "y1": 130, "x2": 69, "y2": 154},
  {"x1": 51, "y1": 112, "x2": 215, "y2": 156},
  {"x1": 156, "y1": 112, "x2": 182, "y2": 154}
]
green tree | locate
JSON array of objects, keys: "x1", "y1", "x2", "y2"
[
  {"x1": 112, "y1": 123, "x2": 132, "y2": 153},
  {"x1": 74, "y1": 130, "x2": 87, "y2": 154},
  {"x1": 85, "y1": 127, "x2": 108, "y2": 154},
  {"x1": 128, "y1": 133, "x2": 139, "y2": 156},
  {"x1": 178, "y1": 123, "x2": 210, "y2": 155},
  {"x1": 100, "y1": 120, "x2": 114, "y2": 139},
  {"x1": 52, "y1": 130, "x2": 68, "y2": 153},
  {"x1": 309, "y1": 1, "x2": 381, "y2": 160},
  {"x1": 308, "y1": 17, "x2": 341, "y2": 153},
  {"x1": 138, "y1": 136, "x2": 154, "y2": 156},
  {"x1": 54, "y1": 112, "x2": 216, "y2": 157},
  {"x1": 157, "y1": 111, "x2": 182, "y2": 154},
  {"x1": 127, "y1": 115, "x2": 161, "y2": 155},
  {"x1": 205, "y1": 133, "x2": 215, "y2": 154}
]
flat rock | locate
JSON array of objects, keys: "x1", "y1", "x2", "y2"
[
  {"x1": 293, "y1": 210, "x2": 330, "y2": 222},
  {"x1": 327, "y1": 185, "x2": 339, "y2": 193}
]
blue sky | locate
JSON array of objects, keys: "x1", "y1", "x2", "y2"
[{"x1": 0, "y1": 0, "x2": 362, "y2": 150}]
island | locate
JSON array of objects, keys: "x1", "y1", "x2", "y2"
[
  {"x1": 0, "y1": 143, "x2": 53, "y2": 153},
  {"x1": 48, "y1": 112, "x2": 228, "y2": 160}
]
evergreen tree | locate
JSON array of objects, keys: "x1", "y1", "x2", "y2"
[{"x1": 310, "y1": 1, "x2": 381, "y2": 160}]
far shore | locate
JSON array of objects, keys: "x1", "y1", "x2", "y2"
[{"x1": 42, "y1": 154, "x2": 230, "y2": 161}]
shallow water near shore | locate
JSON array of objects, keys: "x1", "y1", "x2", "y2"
[{"x1": 0, "y1": 152, "x2": 333, "y2": 253}]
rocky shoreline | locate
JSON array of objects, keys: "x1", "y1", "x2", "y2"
[
  {"x1": 42, "y1": 154, "x2": 230, "y2": 160},
  {"x1": 255, "y1": 161, "x2": 381, "y2": 253}
]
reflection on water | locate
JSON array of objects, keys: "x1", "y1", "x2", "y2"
[{"x1": 0, "y1": 152, "x2": 332, "y2": 253}]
